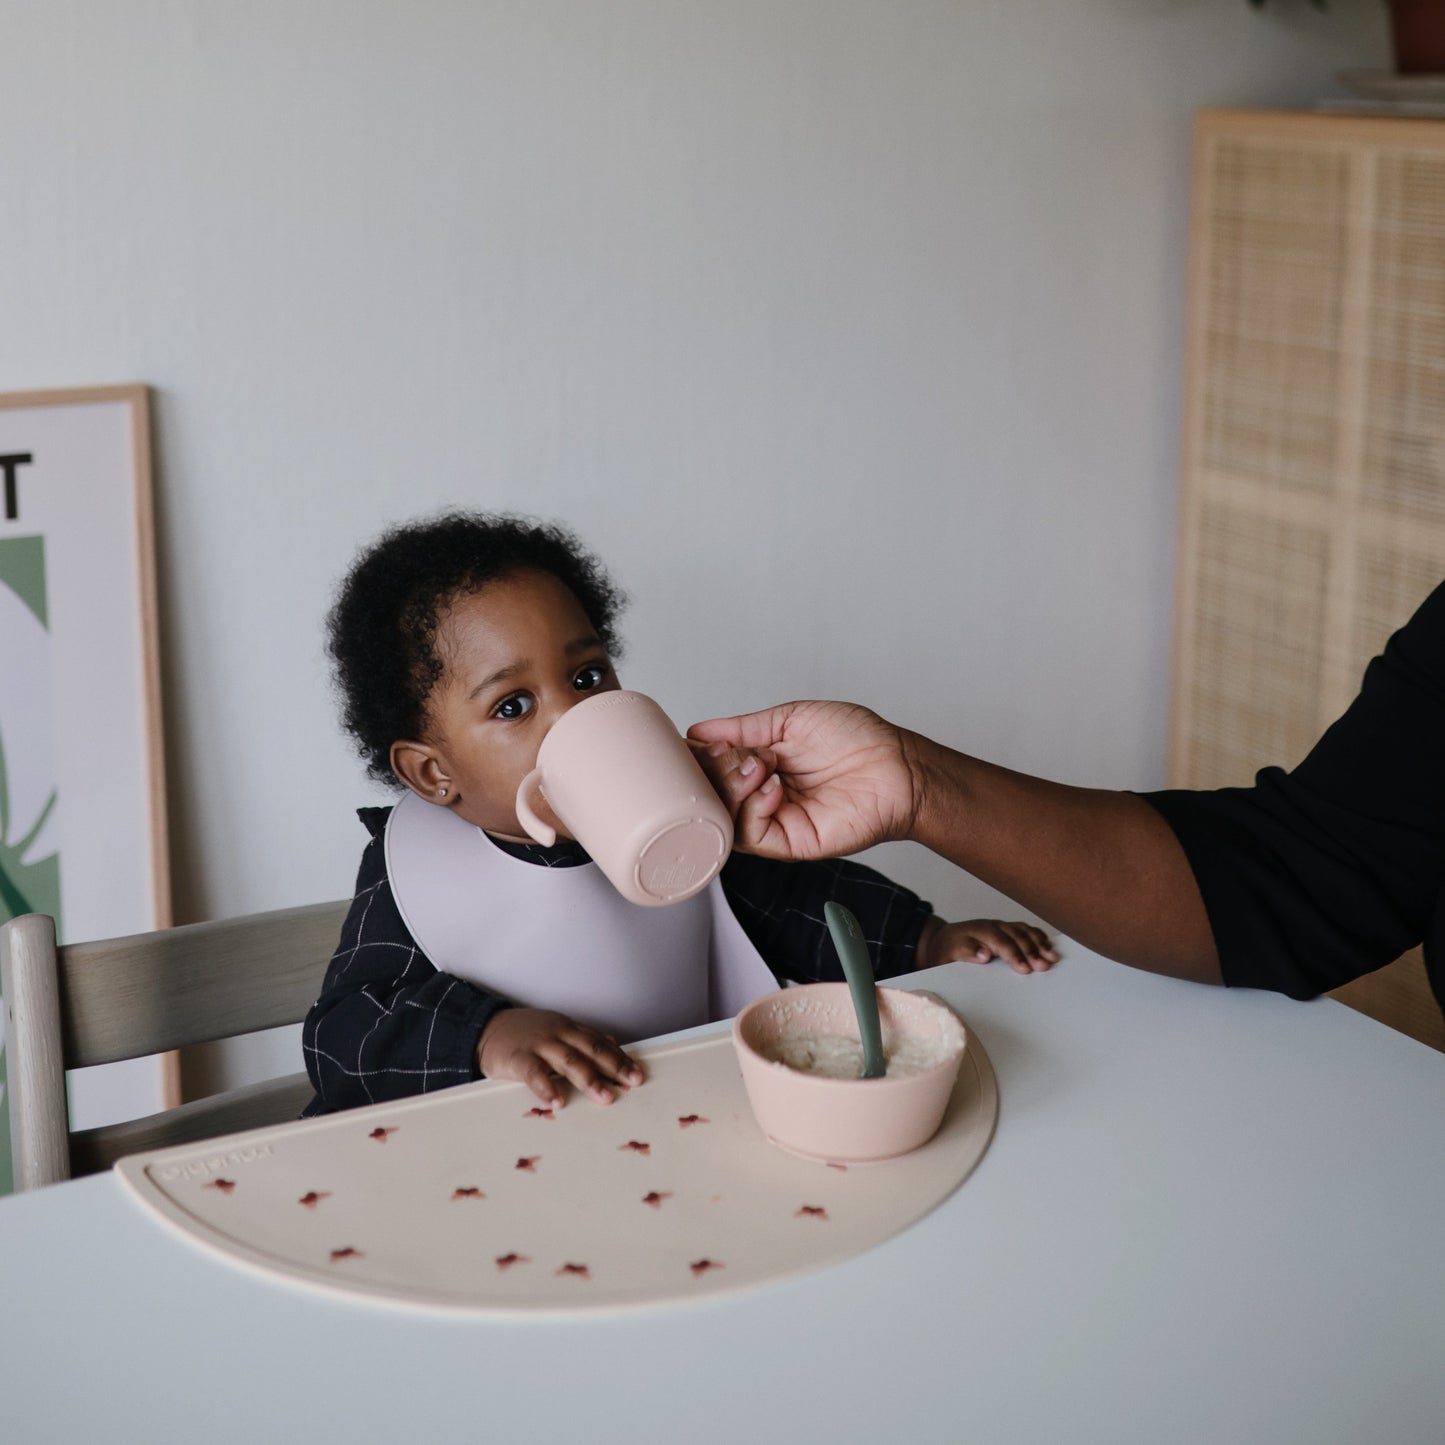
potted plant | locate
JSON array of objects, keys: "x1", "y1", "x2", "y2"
[
  {"x1": 1250, "y1": 0, "x2": 1445, "y2": 73},
  {"x1": 1384, "y1": 0, "x2": 1445, "y2": 69}
]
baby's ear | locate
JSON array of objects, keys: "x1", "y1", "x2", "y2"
[{"x1": 389, "y1": 740, "x2": 452, "y2": 805}]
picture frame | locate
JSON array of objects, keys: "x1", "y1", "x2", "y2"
[{"x1": 0, "y1": 384, "x2": 174, "y2": 1192}]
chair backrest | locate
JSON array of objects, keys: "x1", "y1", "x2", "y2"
[{"x1": 1, "y1": 900, "x2": 348, "y2": 1191}]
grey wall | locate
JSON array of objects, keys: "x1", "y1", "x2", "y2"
[{"x1": 1, "y1": 1, "x2": 1389, "y2": 1096}]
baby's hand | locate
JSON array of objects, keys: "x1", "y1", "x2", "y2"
[
  {"x1": 477, "y1": 1008, "x2": 645, "y2": 1109},
  {"x1": 916, "y1": 917, "x2": 1057, "y2": 976}
]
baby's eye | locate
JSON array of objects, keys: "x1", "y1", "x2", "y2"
[
  {"x1": 492, "y1": 693, "x2": 535, "y2": 720},
  {"x1": 573, "y1": 665, "x2": 608, "y2": 692}
]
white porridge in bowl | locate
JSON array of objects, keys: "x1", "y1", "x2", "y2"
[{"x1": 764, "y1": 1032, "x2": 963, "y2": 1079}]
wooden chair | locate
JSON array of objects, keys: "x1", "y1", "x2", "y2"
[{"x1": 1, "y1": 900, "x2": 348, "y2": 1191}]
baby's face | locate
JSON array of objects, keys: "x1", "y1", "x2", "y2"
[{"x1": 414, "y1": 569, "x2": 619, "y2": 840}]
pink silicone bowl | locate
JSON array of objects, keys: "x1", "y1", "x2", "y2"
[{"x1": 731, "y1": 984, "x2": 967, "y2": 1163}]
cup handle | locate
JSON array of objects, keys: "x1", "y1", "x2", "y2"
[{"x1": 514, "y1": 767, "x2": 557, "y2": 846}]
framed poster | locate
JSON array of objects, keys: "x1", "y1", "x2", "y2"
[{"x1": 0, "y1": 384, "x2": 173, "y2": 1193}]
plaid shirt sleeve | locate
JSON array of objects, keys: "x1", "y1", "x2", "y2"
[
  {"x1": 301, "y1": 812, "x2": 513, "y2": 1116},
  {"x1": 719, "y1": 852, "x2": 933, "y2": 984}
]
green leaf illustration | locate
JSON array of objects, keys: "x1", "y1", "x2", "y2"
[{"x1": 0, "y1": 726, "x2": 60, "y2": 923}]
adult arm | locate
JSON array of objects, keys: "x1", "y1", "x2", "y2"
[
  {"x1": 907, "y1": 737, "x2": 1218, "y2": 980},
  {"x1": 694, "y1": 579, "x2": 1445, "y2": 992},
  {"x1": 692, "y1": 703, "x2": 1219, "y2": 983}
]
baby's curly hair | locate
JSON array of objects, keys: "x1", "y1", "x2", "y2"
[{"x1": 327, "y1": 511, "x2": 627, "y2": 784}]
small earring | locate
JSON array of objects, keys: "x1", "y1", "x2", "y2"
[{"x1": 438, "y1": 787, "x2": 448, "y2": 798}]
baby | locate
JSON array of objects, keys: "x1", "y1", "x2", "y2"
[{"x1": 302, "y1": 511, "x2": 1054, "y2": 1115}]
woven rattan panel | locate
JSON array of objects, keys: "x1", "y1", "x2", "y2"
[
  {"x1": 1363, "y1": 151, "x2": 1445, "y2": 526},
  {"x1": 1201, "y1": 137, "x2": 1349, "y2": 495},
  {"x1": 1350, "y1": 540, "x2": 1443, "y2": 684},
  {"x1": 1175, "y1": 112, "x2": 1445, "y2": 1051},
  {"x1": 1179, "y1": 502, "x2": 1329, "y2": 789}
]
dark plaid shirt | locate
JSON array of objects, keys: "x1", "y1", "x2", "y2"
[{"x1": 302, "y1": 807, "x2": 932, "y2": 1115}]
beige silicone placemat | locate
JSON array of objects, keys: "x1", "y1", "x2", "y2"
[{"x1": 117, "y1": 1025, "x2": 997, "y2": 1315}]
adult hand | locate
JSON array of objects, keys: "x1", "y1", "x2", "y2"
[
  {"x1": 688, "y1": 700, "x2": 919, "y2": 860},
  {"x1": 477, "y1": 1008, "x2": 645, "y2": 1109}
]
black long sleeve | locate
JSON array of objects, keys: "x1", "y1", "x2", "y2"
[{"x1": 1145, "y1": 579, "x2": 1445, "y2": 1009}]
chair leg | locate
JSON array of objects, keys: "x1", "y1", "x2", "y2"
[{"x1": 1, "y1": 914, "x2": 72, "y2": 1190}]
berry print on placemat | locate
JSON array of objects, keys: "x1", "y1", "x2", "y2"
[{"x1": 118, "y1": 1022, "x2": 1000, "y2": 1312}]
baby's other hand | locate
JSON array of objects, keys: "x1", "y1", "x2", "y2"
[
  {"x1": 916, "y1": 916, "x2": 1057, "y2": 976},
  {"x1": 477, "y1": 1008, "x2": 645, "y2": 1108}
]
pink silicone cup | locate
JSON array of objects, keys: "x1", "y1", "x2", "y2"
[
  {"x1": 512, "y1": 691, "x2": 733, "y2": 906},
  {"x1": 731, "y1": 984, "x2": 966, "y2": 1163}
]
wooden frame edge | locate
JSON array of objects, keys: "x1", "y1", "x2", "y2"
[
  {"x1": 0, "y1": 382, "x2": 178, "y2": 1105},
  {"x1": 1165, "y1": 113, "x2": 1215, "y2": 790}
]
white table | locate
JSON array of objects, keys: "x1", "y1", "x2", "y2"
[{"x1": 3, "y1": 947, "x2": 1443, "y2": 1445}]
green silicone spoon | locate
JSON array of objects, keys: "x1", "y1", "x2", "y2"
[{"x1": 824, "y1": 901, "x2": 886, "y2": 1079}]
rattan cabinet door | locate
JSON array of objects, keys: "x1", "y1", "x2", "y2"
[{"x1": 1173, "y1": 109, "x2": 1445, "y2": 1051}]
